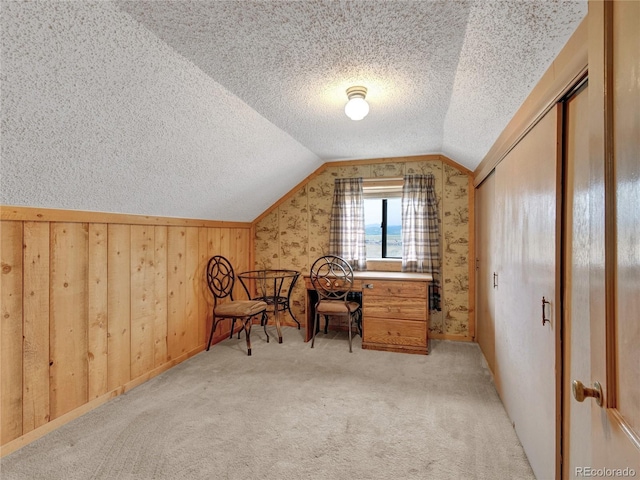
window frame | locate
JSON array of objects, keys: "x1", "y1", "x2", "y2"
[{"x1": 362, "y1": 178, "x2": 403, "y2": 260}]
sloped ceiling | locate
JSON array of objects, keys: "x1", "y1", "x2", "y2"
[
  {"x1": 1, "y1": 1, "x2": 586, "y2": 222},
  {"x1": 118, "y1": 0, "x2": 587, "y2": 171}
]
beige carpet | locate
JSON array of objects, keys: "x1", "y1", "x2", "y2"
[{"x1": 1, "y1": 327, "x2": 535, "y2": 480}]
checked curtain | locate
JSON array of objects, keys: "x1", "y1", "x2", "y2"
[
  {"x1": 328, "y1": 178, "x2": 367, "y2": 271},
  {"x1": 401, "y1": 174, "x2": 440, "y2": 309}
]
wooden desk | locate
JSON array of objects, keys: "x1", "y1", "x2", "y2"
[{"x1": 304, "y1": 271, "x2": 433, "y2": 355}]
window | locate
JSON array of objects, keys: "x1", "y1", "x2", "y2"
[
  {"x1": 363, "y1": 179, "x2": 403, "y2": 259},
  {"x1": 364, "y1": 198, "x2": 403, "y2": 258}
]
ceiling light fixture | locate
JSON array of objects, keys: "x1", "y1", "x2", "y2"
[{"x1": 344, "y1": 86, "x2": 369, "y2": 121}]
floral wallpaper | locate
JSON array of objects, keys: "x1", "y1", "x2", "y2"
[{"x1": 254, "y1": 156, "x2": 473, "y2": 339}]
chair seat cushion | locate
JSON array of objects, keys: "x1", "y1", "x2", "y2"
[
  {"x1": 215, "y1": 300, "x2": 267, "y2": 317},
  {"x1": 316, "y1": 300, "x2": 360, "y2": 315}
]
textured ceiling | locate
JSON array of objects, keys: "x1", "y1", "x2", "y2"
[
  {"x1": 118, "y1": 0, "x2": 587, "y2": 171},
  {"x1": 1, "y1": 1, "x2": 587, "y2": 223}
]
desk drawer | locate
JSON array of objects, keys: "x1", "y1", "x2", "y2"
[
  {"x1": 363, "y1": 317, "x2": 427, "y2": 348},
  {"x1": 363, "y1": 296, "x2": 426, "y2": 321},
  {"x1": 362, "y1": 280, "x2": 427, "y2": 298}
]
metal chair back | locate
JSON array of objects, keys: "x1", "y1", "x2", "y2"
[
  {"x1": 206, "y1": 255, "x2": 236, "y2": 304},
  {"x1": 310, "y1": 255, "x2": 354, "y2": 301}
]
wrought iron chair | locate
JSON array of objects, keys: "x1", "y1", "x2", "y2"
[
  {"x1": 206, "y1": 256, "x2": 267, "y2": 356},
  {"x1": 310, "y1": 255, "x2": 362, "y2": 352}
]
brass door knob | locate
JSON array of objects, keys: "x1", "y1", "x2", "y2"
[{"x1": 572, "y1": 380, "x2": 603, "y2": 407}]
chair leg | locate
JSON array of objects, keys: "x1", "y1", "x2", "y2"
[
  {"x1": 206, "y1": 317, "x2": 218, "y2": 351},
  {"x1": 323, "y1": 315, "x2": 330, "y2": 334},
  {"x1": 348, "y1": 315, "x2": 353, "y2": 353},
  {"x1": 229, "y1": 319, "x2": 236, "y2": 339},
  {"x1": 244, "y1": 318, "x2": 252, "y2": 356},
  {"x1": 262, "y1": 312, "x2": 270, "y2": 343},
  {"x1": 311, "y1": 313, "x2": 319, "y2": 348}
]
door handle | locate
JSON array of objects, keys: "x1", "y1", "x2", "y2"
[
  {"x1": 572, "y1": 380, "x2": 603, "y2": 407},
  {"x1": 493, "y1": 273, "x2": 498, "y2": 288},
  {"x1": 542, "y1": 296, "x2": 551, "y2": 325}
]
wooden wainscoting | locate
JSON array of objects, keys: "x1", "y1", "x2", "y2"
[{"x1": 0, "y1": 206, "x2": 253, "y2": 455}]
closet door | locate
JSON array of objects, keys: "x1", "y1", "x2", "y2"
[
  {"x1": 566, "y1": 0, "x2": 640, "y2": 471},
  {"x1": 605, "y1": 0, "x2": 640, "y2": 462},
  {"x1": 494, "y1": 107, "x2": 559, "y2": 480},
  {"x1": 475, "y1": 171, "x2": 496, "y2": 374},
  {"x1": 562, "y1": 81, "x2": 592, "y2": 477}
]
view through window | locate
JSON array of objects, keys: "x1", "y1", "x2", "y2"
[{"x1": 364, "y1": 197, "x2": 402, "y2": 258}]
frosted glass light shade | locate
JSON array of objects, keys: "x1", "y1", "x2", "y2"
[
  {"x1": 344, "y1": 97, "x2": 370, "y2": 121},
  {"x1": 344, "y1": 86, "x2": 369, "y2": 121}
]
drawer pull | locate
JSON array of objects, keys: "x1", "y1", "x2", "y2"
[{"x1": 363, "y1": 283, "x2": 374, "y2": 289}]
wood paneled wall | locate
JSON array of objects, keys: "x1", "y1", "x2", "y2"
[{"x1": 0, "y1": 207, "x2": 252, "y2": 454}]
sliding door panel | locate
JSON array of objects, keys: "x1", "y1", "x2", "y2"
[{"x1": 494, "y1": 108, "x2": 558, "y2": 480}]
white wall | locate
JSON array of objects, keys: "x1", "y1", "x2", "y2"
[{"x1": 1, "y1": 2, "x2": 321, "y2": 222}]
